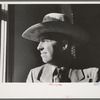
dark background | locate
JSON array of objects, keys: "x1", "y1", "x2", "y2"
[{"x1": 7, "y1": 4, "x2": 100, "y2": 82}]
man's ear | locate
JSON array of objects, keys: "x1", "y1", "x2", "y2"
[{"x1": 62, "y1": 40, "x2": 68, "y2": 51}]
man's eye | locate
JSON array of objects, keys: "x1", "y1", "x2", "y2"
[
  {"x1": 42, "y1": 39, "x2": 50, "y2": 42},
  {"x1": 40, "y1": 39, "x2": 46, "y2": 42},
  {"x1": 45, "y1": 40, "x2": 50, "y2": 42}
]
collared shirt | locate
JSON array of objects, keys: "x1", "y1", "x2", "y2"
[{"x1": 26, "y1": 64, "x2": 100, "y2": 83}]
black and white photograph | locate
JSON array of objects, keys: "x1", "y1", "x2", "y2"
[
  {"x1": 3, "y1": 4, "x2": 100, "y2": 83},
  {"x1": 0, "y1": 2, "x2": 100, "y2": 98}
]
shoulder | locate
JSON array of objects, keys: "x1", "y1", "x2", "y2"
[
  {"x1": 29, "y1": 64, "x2": 50, "y2": 76},
  {"x1": 83, "y1": 67, "x2": 99, "y2": 75},
  {"x1": 30, "y1": 64, "x2": 46, "y2": 73},
  {"x1": 30, "y1": 64, "x2": 49, "y2": 71},
  {"x1": 26, "y1": 64, "x2": 48, "y2": 82},
  {"x1": 69, "y1": 67, "x2": 99, "y2": 82},
  {"x1": 70, "y1": 67, "x2": 99, "y2": 75}
]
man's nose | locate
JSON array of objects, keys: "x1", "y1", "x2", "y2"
[{"x1": 37, "y1": 42, "x2": 44, "y2": 51}]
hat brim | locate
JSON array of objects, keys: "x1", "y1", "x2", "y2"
[{"x1": 22, "y1": 21, "x2": 89, "y2": 46}]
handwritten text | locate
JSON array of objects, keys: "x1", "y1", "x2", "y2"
[{"x1": 49, "y1": 83, "x2": 62, "y2": 86}]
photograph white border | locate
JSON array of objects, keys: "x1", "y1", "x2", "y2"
[
  {"x1": 0, "y1": 1, "x2": 100, "y2": 98},
  {"x1": 0, "y1": 83, "x2": 100, "y2": 98}
]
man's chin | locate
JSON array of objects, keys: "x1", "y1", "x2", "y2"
[{"x1": 42, "y1": 59, "x2": 48, "y2": 63}]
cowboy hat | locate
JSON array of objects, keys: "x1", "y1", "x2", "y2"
[{"x1": 22, "y1": 13, "x2": 89, "y2": 46}]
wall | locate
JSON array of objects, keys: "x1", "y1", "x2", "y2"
[
  {"x1": 72, "y1": 5, "x2": 100, "y2": 67},
  {"x1": 8, "y1": 5, "x2": 60, "y2": 82}
]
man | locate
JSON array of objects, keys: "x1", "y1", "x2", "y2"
[{"x1": 22, "y1": 13, "x2": 100, "y2": 83}]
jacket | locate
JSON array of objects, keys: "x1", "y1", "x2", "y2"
[{"x1": 26, "y1": 64, "x2": 100, "y2": 83}]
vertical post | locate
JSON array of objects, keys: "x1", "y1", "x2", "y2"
[
  {"x1": 0, "y1": 4, "x2": 8, "y2": 83},
  {"x1": 61, "y1": 4, "x2": 74, "y2": 24}
]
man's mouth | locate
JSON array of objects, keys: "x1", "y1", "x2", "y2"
[
  {"x1": 41, "y1": 51, "x2": 47, "y2": 54},
  {"x1": 40, "y1": 52, "x2": 47, "y2": 56}
]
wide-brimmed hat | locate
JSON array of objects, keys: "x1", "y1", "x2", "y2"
[{"x1": 22, "y1": 13, "x2": 89, "y2": 46}]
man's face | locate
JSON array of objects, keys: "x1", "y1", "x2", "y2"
[{"x1": 37, "y1": 38, "x2": 62, "y2": 63}]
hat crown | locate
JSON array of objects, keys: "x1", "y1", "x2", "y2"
[
  {"x1": 42, "y1": 13, "x2": 71, "y2": 23},
  {"x1": 22, "y1": 13, "x2": 89, "y2": 46}
]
